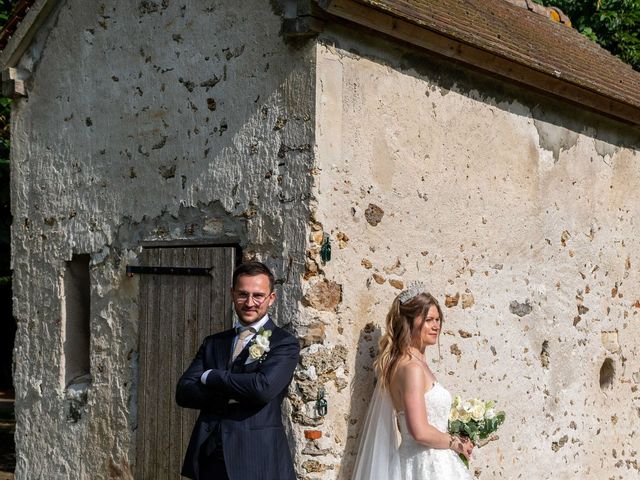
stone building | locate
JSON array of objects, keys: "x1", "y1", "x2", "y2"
[{"x1": 2, "y1": 0, "x2": 640, "y2": 479}]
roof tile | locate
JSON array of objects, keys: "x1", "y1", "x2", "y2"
[{"x1": 353, "y1": 0, "x2": 640, "y2": 110}]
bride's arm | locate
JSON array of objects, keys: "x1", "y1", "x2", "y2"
[{"x1": 399, "y1": 364, "x2": 472, "y2": 458}]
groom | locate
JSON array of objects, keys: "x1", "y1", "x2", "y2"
[{"x1": 176, "y1": 261, "x2": 300, "y2": 480}]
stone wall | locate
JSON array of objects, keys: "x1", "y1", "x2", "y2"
[
  {"x1": 10, "y1": 2, "x2": 640, "y2": 479},
  {"x1": 10, "y1": 1, "x2": 314, "y2": 478},
  {"x1": 298, "y1": 25, "x2": 640, "y2": 479}
]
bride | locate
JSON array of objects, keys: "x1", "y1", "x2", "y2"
[{"x1": 352, "y1": 283, "x2": 473, "y2": 480}]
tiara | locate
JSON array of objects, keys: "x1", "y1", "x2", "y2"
[{"x1": 398, "y1": 281, "x2": 425, "y2": 304}]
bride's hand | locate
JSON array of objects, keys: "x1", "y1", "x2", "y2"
[
  {"x1": 450, "y1": 435, "x2": 473, "y2": 460},
  {"x1": 461, "y1": 436, "x2": 474, "y2": 459}
]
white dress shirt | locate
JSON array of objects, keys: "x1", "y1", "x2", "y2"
[{"x1": 200, "y1": 314, "x2": 271, "y2": 384}]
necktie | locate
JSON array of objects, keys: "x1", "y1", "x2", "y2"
[{"x1": 232, "y1": 328, "x2": 254, "y2": 361}]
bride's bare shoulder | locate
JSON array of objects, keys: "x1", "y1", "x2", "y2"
[{"x1": 394, "y1": 357, "x2": 424, "y2": 380}]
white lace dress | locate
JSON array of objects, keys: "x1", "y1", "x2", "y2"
[{"x1": 396, "y1": 383, "x2": 472, "y2": 479}]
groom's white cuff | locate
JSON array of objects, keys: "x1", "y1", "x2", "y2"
[
  {"x1": 200, "y1": 369, "x2": 212, "y2": 384},
  {"x1": 200, "y1": 368, "x2": 238, "y2": 403}
]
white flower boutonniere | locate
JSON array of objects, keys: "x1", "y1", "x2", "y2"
[{"x1": 246, "y1": 328, "x2": 272, "y2": 364}]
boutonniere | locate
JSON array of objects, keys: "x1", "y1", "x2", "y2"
[{"x1": 246, "y1": 328, "x2": 272, "y2": 364}]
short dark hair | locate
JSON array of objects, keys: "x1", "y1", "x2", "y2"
[{"x1": 232, "y1": 261, "x2": 275, "y2": 292}]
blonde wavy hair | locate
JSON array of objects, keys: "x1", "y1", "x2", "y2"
[{"x1": 374, "y1": 291, "x2": 444, "y2": 390}]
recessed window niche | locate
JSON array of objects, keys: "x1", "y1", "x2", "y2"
[
  {"x1": 61, "y1": 254, "x2": 91, "y2": 388},
  {"x1": 599, "y1": 357, "x2": 615, "y2": 391}
]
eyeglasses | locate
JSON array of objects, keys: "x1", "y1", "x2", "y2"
[{"x1": 233, "y1": 291, "x2": 272, "y2": 306}]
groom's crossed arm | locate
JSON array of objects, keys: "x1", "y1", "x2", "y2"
[
  {"x1": 175, "y1": 338, "x2": 222, "y2": 410},
  {"x1": 176, "y1": 334, "x2": 300, "y2": 409},
  {"x1": 204, "y1": 335, "x2": 299, "y2": 405}
]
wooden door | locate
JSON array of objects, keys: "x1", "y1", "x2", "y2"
[{"x1": 136, "y1": 246, "x2": 237, "y2": 479}]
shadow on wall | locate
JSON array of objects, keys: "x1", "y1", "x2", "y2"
[
  {"x1": 401, "y1": 46, "x2": 640, "y2": 151},
  {"x1": 339, "y1": 322, "x2": 382, "y2": 480},
  {"x1": 322, "y1": 23, "x2": 640, "y2": 152}
]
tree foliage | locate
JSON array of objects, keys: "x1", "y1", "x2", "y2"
[{"x1": 536, "y1": 0, "x2": 640, "y2": 70}]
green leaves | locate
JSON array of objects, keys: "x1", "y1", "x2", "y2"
[
  {"x1": 448, "y1": 406, "x2": 506, "y2": 446},
  {"x1": 482, "y1": 412, "x2": 506, "y2": 437},
  {"x1": 447, "y1": 404, "x2": 506, "y2": 468},
  {"x1": 579, "y1": 25, "x2": 599, "y2": 40}
]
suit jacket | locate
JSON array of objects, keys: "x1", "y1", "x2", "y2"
[{"x1": 176, "y1": 318, "x2": 300, "y2": 480}]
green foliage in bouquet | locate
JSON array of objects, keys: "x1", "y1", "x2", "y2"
[{"x1": 448, "y1": 396, "x2": 506, "y2": 467}]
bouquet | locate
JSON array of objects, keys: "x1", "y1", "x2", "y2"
[{"x1": 448, "y1": 395, "x2": 506, "y2": 467}]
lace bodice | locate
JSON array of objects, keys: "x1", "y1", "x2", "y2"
[
  {"x1": 397, "y1": 383, "x2": 451, "y2": 434},
  {"x1": 395, "y1": 382, "x2": 472, "y2": 480}
]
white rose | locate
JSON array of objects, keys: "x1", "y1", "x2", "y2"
[
  {"x1": 471, "y1": 402, "x2": 485, "y2": 421},
  {"x1": 255, "y1": 334, "x2": 271, "y2": 351},
  {"x1": 249, "y1": 344, "x2": 265, "y2": 359},
  {"x1": 484, "y1": 408, "x2": 496, "y2": 420},
  {"x1": 458, "y1": 410, "x2": 472, "y2": 423},
  {"x1": 461, "y1": 401, "x2": 473, "y2": 413},
  {"x1": 449, "y1": 408, "x2": 460, "y2": 422}
]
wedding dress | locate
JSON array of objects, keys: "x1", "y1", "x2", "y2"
[
  {"x1": 352, "y1": 382, "x2": 471, "y2": 480},
  {"x1": 396, "y1": 382, "x2": 472, "y2": 479}
]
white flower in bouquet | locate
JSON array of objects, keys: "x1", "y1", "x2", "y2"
[
  {"x1": 449, "y1": 407, "x2": 460, "y2": 422},
  {"x1": 458, "y1": 409, "x2": 472, "y2": 423},
  {"x1": 470, "y1": 399, "x2": 485, "y2": 421},
  {"x1": 448, "y1": 395, "x2": 506, "y2": 468}
]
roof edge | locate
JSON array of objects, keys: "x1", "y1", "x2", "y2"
[
  {"x1": 317, "y1": 0, "x2": 640, "y2": 126},
  {"x1": 0, "y1": 0, "x2": 58, "y2": 69}
]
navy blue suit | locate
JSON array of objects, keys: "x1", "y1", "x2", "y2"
[{"x1": 176, "y1": 318, "x2": 299, "y2": 480}]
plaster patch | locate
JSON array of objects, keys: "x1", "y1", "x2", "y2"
[
  {"x1": 594, "y1": 138, "x2": 619, "y2": 159},
  {"x1": 370, "y1": 133, "x2": 394, "y2": 190},
  {"x1": 533, "y1": 119, "x2": 579, "y2": 162},
  {"x1": 601, "y1": 331, "x2": 620, "y2": 353}
]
